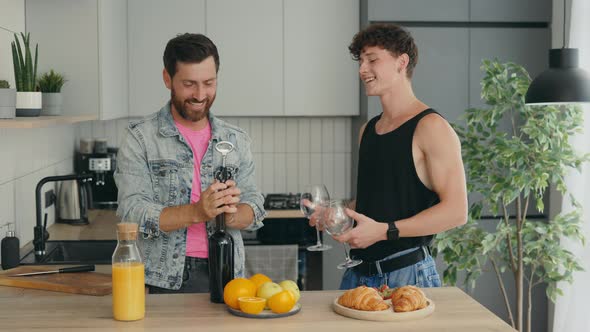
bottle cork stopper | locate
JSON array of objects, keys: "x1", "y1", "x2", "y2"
[{"x1": 117, "y1": 223, "x2": 138, "y2": 240}]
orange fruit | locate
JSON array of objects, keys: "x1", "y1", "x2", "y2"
[
  {"x1": 249, "y1": 273, "x2": 272, "y2": 289},
  {"x1": 238, "y1": 297, "x2": 266, "y2": 315},
  {"x1": 267, "y1": 290, "x2": 296, "y2": 314},
  {"x1": 223, "y1": 278, "x2": 257, "y2": 309}
]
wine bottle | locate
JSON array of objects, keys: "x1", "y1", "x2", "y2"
[
  {"x1": 209, "y1": 141, "x2": 236, "y2": 303},
  {"x1": 208, "y1": 213, "x2": 234, "y2": 303}
]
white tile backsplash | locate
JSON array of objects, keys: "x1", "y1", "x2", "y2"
[
  {"x1": 133, "y1": 115, "x2": 353, "y2": 198},
  {"x1": 0, "y1": 115, "x2": 353, "y2": 254}
]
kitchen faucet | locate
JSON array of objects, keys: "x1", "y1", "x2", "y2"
[{"x1": 34, "y1": 174, "x2": 93, "y2": 257}]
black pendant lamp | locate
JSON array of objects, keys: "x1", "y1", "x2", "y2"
[{"x1": 525, "y1": 0, "x2": 590, "y2": 105}]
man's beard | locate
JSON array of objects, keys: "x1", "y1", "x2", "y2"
[{"x1": 171, "y1": 88, "x2": 215, "y2": 122}]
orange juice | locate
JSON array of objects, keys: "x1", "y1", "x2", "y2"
[{"x1": 112, "y1": 262, "x2": 145, "y2": 321}]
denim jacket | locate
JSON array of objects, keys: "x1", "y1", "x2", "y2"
[{"x1": 114, "y1": 103, "x2": 266, "y2": 290}]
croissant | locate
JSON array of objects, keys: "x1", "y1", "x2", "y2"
[
  {"x1": 390, "y1": 285, "x2": 428, "y2": 312},
  {"x1": 338, "y1": 286, "x2": 390, "y2": 311}
]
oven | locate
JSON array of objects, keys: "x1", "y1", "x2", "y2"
[{"x1": 241, "y1": 193, "x2": 323, "y2": 290}]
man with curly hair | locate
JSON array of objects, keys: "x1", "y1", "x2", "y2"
[{"x1": 314, "y1": 23, "x2": 468, "y2": 289}]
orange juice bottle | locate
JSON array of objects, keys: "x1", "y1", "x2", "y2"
[{"x1": 112, "y1": 223, "x2": 145, "y2": 321}]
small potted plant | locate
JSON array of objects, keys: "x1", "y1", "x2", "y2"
[
  {"x1": 38, "y1": 70, "x2": 66, "y2": 116},
  {"x1": 0, "y1": 80, "x2": 16, "y2": 119},
  {"x1": 11, "y1": 32, "x2": 41, "y2": 117}
]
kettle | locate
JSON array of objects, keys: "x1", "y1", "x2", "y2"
[{"x1": 57, "y1": 178, "x2": 93, "y2": 225}]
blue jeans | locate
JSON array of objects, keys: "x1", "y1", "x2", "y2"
[{"x1": 339, "y1": 247, "x2": 442, "y2": 290}]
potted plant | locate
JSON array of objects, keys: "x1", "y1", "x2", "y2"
[
  {"x1": 11, "y1": 32, "x2": 41, "y2": 117},
  {"x1": 435, "y1": 60, "x2": 586, "y2": 332},
  {"x1": 38, "y1": 70, "x2": 66, "y2": 116},
  {"x1": 0, "y1": 80, "x2": 16, "y2": 119}
]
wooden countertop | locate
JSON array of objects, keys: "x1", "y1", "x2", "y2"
[
  {"x1": 16, "y1": 208, "x2": 301, "y2": 258},
  {"x1": 266, "y1": 209, "x2": 304, "y2": 219},
  {"x1": 0, "y1": 287, "x2": 515, "y2": 331},
  {"x1": 49, "y1": 209, "x2": 303, "y2": 241},
  {"x1": 48, "y1": 209, "x2": 120, "y2": 240}
]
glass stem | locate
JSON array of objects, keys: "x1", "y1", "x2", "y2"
[
  {"x1": 315, "y1": 227, "x2": 322, "y2": 246},
  {"x1": 342, "y1": 243, "x2": 352, "y2": 262}
]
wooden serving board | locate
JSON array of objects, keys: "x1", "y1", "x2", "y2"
[
  {"x1": 332, "y1": 297, "x2": 435, "y2": 321},
  {"x1": 0, "y1": 265, "x2": 112, "y2": 296}
]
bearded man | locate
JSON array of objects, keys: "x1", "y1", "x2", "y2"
[{"x1": 115, "y1": 33, "x2": 266, "y2": 293}]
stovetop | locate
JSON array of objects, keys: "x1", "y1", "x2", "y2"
[{"x1": 264, "y1": 193, "x2": 301, "y2": 210}]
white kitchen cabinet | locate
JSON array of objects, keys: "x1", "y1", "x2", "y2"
[
  {"x1": 127, "y1": 0, "x2": 206, "y2": 117},
  {"x1": 25, "y1": 0, "x2": 128, "y2": 120},
  {"x1": 0, "y1": 0, "x2": 24, "y2": 32},
  {"x1": 284, "y1": 0, "x2": 359, "y2": 116},
  {"x1": 126, "y1": 0, "x2": 358, "y2": 117},
  {"x1": 206, "y1": 0, "x2": 283, "y2": 116},
  {"x1": 0, "y1": 29, "x2": 17, "y2": 88},
  {"x1": 0, "y1": 0, "x2": 24, "y2": 89}
]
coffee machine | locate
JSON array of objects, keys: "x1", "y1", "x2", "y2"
[{"x1": 75, "y1": 138, "x2": 118, "y2": 209}]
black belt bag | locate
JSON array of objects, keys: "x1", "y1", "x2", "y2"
[{"x1": 353, "y1": 246, "x2": 430, "y2": 276}]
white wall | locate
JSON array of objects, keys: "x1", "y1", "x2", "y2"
[{"x1": 0, "y1": 1, "x2": 80, "y2": 259}]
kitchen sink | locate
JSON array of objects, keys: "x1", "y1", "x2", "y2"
[{"x1": 19, "y1": 240, "x2": 117, "y2": 265}]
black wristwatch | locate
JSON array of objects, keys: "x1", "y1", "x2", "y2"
[{"x1": 386, "y1": 222, "x2": 400, "y2": 241}]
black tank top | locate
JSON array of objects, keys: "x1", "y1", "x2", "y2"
[{"x1": 351, "y1": 108, "x2": 441, "y2": 262}]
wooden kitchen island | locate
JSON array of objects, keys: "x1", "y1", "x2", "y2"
[{"x1": 0, "y1": 286, "x2": 515, "y2": 331}]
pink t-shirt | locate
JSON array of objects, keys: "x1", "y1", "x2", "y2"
[{"x1": 175, "y1": 120, "x2": 212, "y2": 258}]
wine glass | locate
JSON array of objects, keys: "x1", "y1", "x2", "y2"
[
  {"x1": 300, "y1": 184, "x2": 332, "y2": 252},
  {"x1": 322, "y1": 200, "x2": 362, "y2": 269}
]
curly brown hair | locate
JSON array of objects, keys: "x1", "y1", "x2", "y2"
[{"x1": 349, "y1": 23, "x2": 418, "y2": 78}]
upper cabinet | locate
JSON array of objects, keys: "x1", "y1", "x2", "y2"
[
  {"x1": 0, "y1": 0, "x2": 25, "y2": 88},
  {"x1": 127, "y1": 0, "x2": 205, "y2": 117},
  {"x1": 366, "y1": 0, "x2": 550, "y2": 22},
  {"x1": 284, "y1": 0, "x2": 359, "y2": 116},
  {"x1": 26, "y1": 0, "x2": 128, "y2": 120},
  {"x1": 469, "y1": 0, "x2": 551, "y2": 22},
  {"x1": 127, "y1": 0, "x2": 359, "y2": 117},
  {"x1": 367, "y1": 0, "x2": 469, "y2": 22},
  {"x1": 0, "y1": 0, "x2": 24, "y2": 32},
  {"x1": 206, "y1": 0, "x2": 283, "y2": 117}
]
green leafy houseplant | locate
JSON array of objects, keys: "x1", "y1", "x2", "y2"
[
  {"x1": 435, "y1": 60, "x2": 587, "y2": 332},
  {"x1": 38, "y1": 70, "x2": 66, "y2": 93},
  {"x1": 0, "y1": 80, "x2": 9, "y2": 89},
  {"x1": 11, "y1": 32, "x2": 38, "y2": 92}
]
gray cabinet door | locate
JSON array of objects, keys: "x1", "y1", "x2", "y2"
[
  {"x1": 367, "y1": 0, "x2": 469, "y2": 22},
  {"x1": 469, "y1": 27, "x2": 550, "y2": 217},
  {"x1": 366, "y1": 27, "x2": 470, "y2": 124},
  {"x1": 408, "y1": 27, "x2": 470, "y2": 124},
  {"x1": 470, "y1": 0, "x2": 551, "y2": 22},
  {"x1": 469, "y1": 27, "x2": 551, "y2": 109}
]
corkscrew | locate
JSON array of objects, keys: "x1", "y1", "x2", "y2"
[{"x1": 214, "y1": 141, "x2": 235, "y2": 183}]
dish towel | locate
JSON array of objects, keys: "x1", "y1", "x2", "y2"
[{"x1": 244, "y1": 245, "x2": 299, "y2": 282}]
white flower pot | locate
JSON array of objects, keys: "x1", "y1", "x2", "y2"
[
  {"x1": 16, "y1": 91, "x2": 42, "y2": 117},
  {"x1": 41, "y1": 92, "x2": 63, "y2": 116},
  {"x1": 0, "y1": 88, "x2": 16, "y2": 119}
]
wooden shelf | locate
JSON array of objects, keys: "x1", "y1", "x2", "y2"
[{"x1": 0, "y1": 114, "x2": 97, "y2": 128}]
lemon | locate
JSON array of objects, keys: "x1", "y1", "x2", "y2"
[{"x1": 238, "y1": 297, "x2": 266, "y2": 315}]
